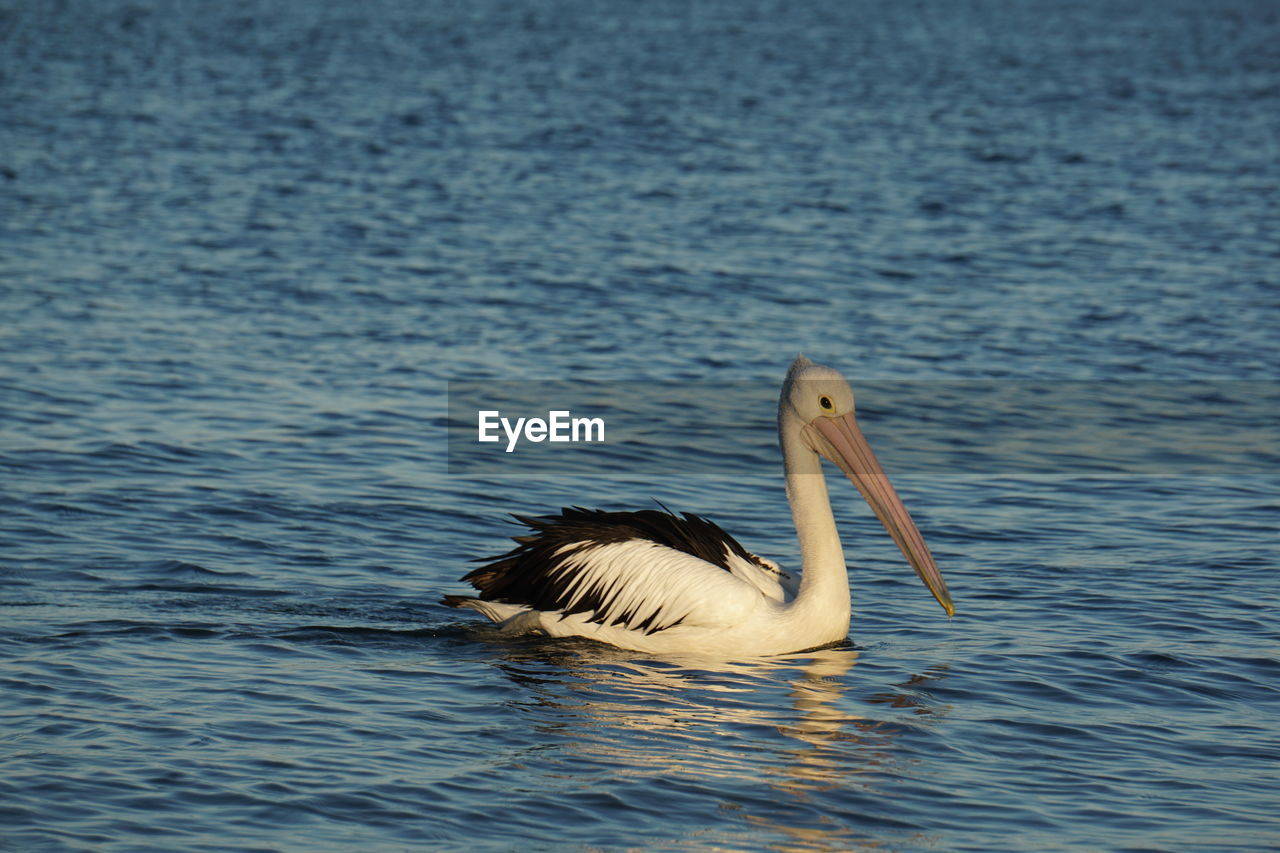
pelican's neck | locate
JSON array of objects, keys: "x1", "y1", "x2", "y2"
[{"x1": 781, "y1": 421, "x2": 852, "y2": 635}]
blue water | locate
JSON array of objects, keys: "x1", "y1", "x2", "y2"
[{"x1": 3, "y1": 0, "x2": 1279, "y2": 850}]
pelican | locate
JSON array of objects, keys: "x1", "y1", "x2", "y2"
[{"x1": 443, "y1": 356, "x2": 954, "y2": 656}]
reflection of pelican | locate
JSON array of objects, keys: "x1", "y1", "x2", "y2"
[
  {"x1": 498, "y1": 648, "x2": 950, "y2": 850},
  {"x1": 507, "y1": 649, "x2": 866, "y2": 784},
  {"x1": 445, "y1": 357, "x2": 953, "y2": 656}
]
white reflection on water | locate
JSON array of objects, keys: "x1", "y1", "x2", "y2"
[{"x1": 496, "y1": 644, "x2": 951, "y2": 850}]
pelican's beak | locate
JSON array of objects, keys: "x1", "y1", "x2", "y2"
[{"x1": 805, "y1": 412, "x2": 955, "y2": 617}]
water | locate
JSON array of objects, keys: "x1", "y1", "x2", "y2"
[{"x1": 2, "y1": 0, "x2": 1279, "y2": 849}]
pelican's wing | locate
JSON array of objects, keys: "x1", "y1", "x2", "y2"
[
  {"x1": 721, "y1": 549, "x2": 796, "y2": 604},
  {"x1": 540, "y1": 539, "x2": 770, "y2": 632},
  {"x1": 449, "y1": 507, "x2": 784, "y2": 634}
]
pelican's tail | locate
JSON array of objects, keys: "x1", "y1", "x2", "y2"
[{"x1": 441, "y1": 595, "x2": 534, "y2": 629}]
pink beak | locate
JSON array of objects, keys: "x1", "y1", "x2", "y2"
[{"x1": 806, "y1": 412, "x2": 955, "y2": 616}]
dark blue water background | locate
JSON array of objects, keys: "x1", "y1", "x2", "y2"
[{"x1": 3, "y1": 1, "x2": 1279, "y2": 850}]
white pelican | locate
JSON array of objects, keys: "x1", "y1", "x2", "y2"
[{"x1": 443, "y1": 356, "x2": 954, "y2": 656}]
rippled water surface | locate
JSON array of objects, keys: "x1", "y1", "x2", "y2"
[{"x1": 3, "y1": 1, "x2": 1279, "y2": 850}]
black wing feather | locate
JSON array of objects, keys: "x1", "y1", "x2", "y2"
[{"x1": 445, "y1": 506, "x2": 770, "y2": 631}]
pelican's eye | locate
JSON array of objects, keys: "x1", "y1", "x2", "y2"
[{"x1": 819, "y1": 395, "x2": 833, "y2": 411}]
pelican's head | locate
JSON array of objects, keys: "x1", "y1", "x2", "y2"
[{"x1": 780, "y1": 355, "x2": 954, "y2": 617}]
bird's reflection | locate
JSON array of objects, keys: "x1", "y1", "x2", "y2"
[{"x1": 494, "y1": 640, "x2": 951, "y2": 851}]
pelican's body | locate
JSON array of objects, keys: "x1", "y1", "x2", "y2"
[{"x1": 443, "y1": 357, "x2": 953, "y2": 657}]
